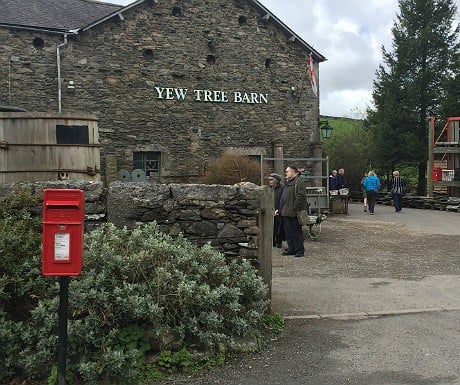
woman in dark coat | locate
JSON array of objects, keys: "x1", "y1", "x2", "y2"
[{"x1": 268, "y1": 173, "x2": 285, "y2": 248}]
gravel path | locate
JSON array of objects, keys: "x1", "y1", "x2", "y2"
[{"x1": 157, "y1": 203, "x2": 460, "y2": 385}]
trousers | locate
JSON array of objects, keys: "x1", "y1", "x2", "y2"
[
  {"x1": 366, "y1": 190, "x2": 378, "y2": 213},
  {"x1": 273, "y1": 216, "x2": 285, "y2": 246},
  {"x1": 283, "y1": 216, "x2": 304, "y2": 255},
  {"x1": 392, "y1": 192, "x2": 403, "y2": 212}
]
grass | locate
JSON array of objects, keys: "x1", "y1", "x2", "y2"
[{"x1": 320, "y1": 115, "x2": 364, "y2": 137}]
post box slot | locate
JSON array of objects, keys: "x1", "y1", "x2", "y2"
[{"x1": 45, "y1": 201, "x2": 80, "y2": 210}]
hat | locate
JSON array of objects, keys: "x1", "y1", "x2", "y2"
[{"x1": 268, "y1": 173, "x2": 281, "y2": 181}]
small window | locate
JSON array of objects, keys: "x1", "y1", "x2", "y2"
[
  {"x1": 247, "y1": 155, "x2": 261, "y2": 163},
  {"x1": 172, "y1": 6, "x2": 182, "y2": 16},
  {"x1": 265, "y1": 58, "x2": 272, "y2": 68},
  {"x1": 207, "y1": 55, "x2": 216, "y2": 65},
  {"x1": 238, "y1": 15, "x2": 247, "y2": 25},
  {"x1": 56, "y1": 125, "x2": 89, "y2": 144},
  {"x1": 143, "y1": 48, "x2": 154, "y2": 60},
  {"x1": 133, "y1": 151, "x2": 161, "y2": 179},
  {"x1": 32, "y1": 37, "x2": 44, "y2": 49}
]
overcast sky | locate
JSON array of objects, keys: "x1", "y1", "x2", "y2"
[{"x1": 101, "y1": 0, "x2": 460, "y2": 118}]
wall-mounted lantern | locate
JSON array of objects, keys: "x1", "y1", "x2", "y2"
[{"x1": 320, "y1": 121, "x2": 333, "y2": 139}]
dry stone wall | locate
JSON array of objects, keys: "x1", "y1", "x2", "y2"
[
  {"x1": 0, "y1": 181, "x2": 272, "y2": 262},
  {"x1": 107, "y1": 181, "x2": 270, "y2": 260}
]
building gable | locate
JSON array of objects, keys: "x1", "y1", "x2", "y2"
[
  {"x1": 0, "y1": 0, "x2": 326, "y2": 184},
  {"x1": 0, "y1": 0, "x2": 325, "y2": 62}
]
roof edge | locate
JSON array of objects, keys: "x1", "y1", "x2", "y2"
[
  {"x1": 0, "y1": 23, "x2": 77, "y2": 35},
  {"x1": 0, "y1": 0, "x2": 326, "y2": 62},
  {"x1": 250, "y1": 0, "x2": 326, "y2": 62},
  {"x1": 83, "y1": 0, "x2": 326, "y2": 61}
]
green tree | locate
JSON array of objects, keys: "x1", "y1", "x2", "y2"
[
  {"x1": 368, "y1": 0, "x2": 459, "y2": 195},
  {"x1": 324, "y1": 122, "x2": 375, "y2": 191},
  {"x1": 439, "y1": 45, "x2": 460, "y2": 118}
]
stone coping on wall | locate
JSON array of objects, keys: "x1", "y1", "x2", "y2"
[{"x1": 107, "y1": 181, "x2": 269, "y2": 259}]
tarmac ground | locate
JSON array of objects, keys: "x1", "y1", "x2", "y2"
[{"x1": 160, "y1": 203, "x2": 460, "y2": 385}]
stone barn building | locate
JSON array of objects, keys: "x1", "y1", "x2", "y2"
[{"x1": 0, "y1": 0, "x2": 326, "y2": 184}]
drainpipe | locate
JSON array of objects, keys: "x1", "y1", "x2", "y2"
[{"x1": 57, "y1": 34, "x2": 68, "y2": 113}]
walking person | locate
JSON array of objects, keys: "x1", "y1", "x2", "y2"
[
  {"x1": 362, "y1": 170, "x2": 381, "y2": 215},
  {"x1": 268, "y1": 173, "x2": 285, "y2": 248},
  {"x1": 390, "y1": 170, "x2": 405, "y2": 212},
  {"x1": 360, "y1": 172, "x2": 368, "y2": 212},
  {"x1": 279, "y1": 166, "x2": 307, "y2": 257}
]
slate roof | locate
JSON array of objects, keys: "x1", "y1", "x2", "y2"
[
  {"x1": 0, "y1": 0, "x2": 122, "y2": 32},
  {"x1": 0, "y1": 0, "x2": 325, "y2": 61}
]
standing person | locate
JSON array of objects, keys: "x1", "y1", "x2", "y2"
[
  {"x1": 390, "y1": 170, "x2": 405, "y2": 213},
  {"x1": 279, "y1": 166, "x2": 307, "y2": 257},
  {"x1": 329, "y1": 169, "x2": 338, "y2": 191},
  {"x1": 362, "y1": 170, "x2": 381, "y2": 215},
  {"x1": 360, "y1": 172, "x2": 368, "y2": 212},
  {"x1": 337, "y1": 168, "x2": 346, "y2": 190},
  {"x1": 337, "y1": 168, "x2": 348, "y2": 209},
  {"x1": 268, "y1": 173, "x2": 285, "y2": 248}
]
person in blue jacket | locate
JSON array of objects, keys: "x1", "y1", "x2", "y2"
[{"x1": 362, "y1": 170, "x2": 381, "y2": 215}]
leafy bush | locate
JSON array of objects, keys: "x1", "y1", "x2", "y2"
[
  {"x1": 264, "y1": 312, "x2": 285, "y2": 335},
  {"x1": 0, "y1": 189, "x2": 52, "y2": 380},
  {"x1": 1, "y1": 207, "x2": 269, "y2": 384},
  {"x1": 201, "y1": 151, "x2": 269, "y2": 185},
  {"x1": 65, "y1": 223, "x2": 268, "y2": 383}
]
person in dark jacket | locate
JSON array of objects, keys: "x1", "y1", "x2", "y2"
[
  {"x1": 390, "y1": 170, "x2": 405, "y2": 213},
  {"x1": 279, "y1": 166, "x2": 307, "y2": 257},
  {"x1": 337, "y1": 168, "x2": 346, "y2": 189},
  {"x1": 268, "y1": 173, "x2": 285, "y2": 248},
  {"x1": 329, "y1": 169, "x2": 338, "y2": 191}
]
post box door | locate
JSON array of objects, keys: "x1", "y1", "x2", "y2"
[{"x1": 42, "y1": 189, "x2": 84, "y2": 276}]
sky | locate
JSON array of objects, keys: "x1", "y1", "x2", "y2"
[{"x1": 100, "y1": 0, "x2": 460, "y2": 118}]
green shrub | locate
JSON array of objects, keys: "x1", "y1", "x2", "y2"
[
  {"x1": 156, "y1": 348, "x2": 192, "y2": 374},
  {"x1": 0, "y1": 189, "x2": 54, "y2": 380},
  {"x1": 264, "y1": 312, "x2": 285, "y2": 335},
  {"x1": 1, "y1": 215, "x2": 269, "y2": 384},
  {"x1": 0, "y1": 188, "x2": 45, "y2": 314}
]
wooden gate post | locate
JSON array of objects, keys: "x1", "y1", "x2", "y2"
[{"x1": 257, "y1": 186, "x2": 274, "y2": 302}]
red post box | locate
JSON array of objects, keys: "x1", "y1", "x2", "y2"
[
  {"x1": 42, "y1": 189, "x2": 84, "y2": 276},
  {"x1": 432, "y1": 166, "x2": 442, "y2": 182}
]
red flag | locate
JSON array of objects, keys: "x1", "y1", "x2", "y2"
[{"x1": 308, "y1": 54, "x2": 318, "y2": 97}]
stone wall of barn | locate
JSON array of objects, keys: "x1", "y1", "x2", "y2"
[{"x1": 0, "y1": 0, "x2": 320, "y2": 184}]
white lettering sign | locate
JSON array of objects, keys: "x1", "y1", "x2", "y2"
[
  {"x1": 54, "y1": 233, "x2": 70, "y2": 261},
  {"x1": 155, "y1": 86, "x2": 268, "y2": 104},
  {"x1": 155, "y1": 87, "x2": 189, "y2": 100}
]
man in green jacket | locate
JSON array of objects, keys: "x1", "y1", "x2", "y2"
[{"x1": 278, "y1": 165, "x2": 307, "y2": 257}]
